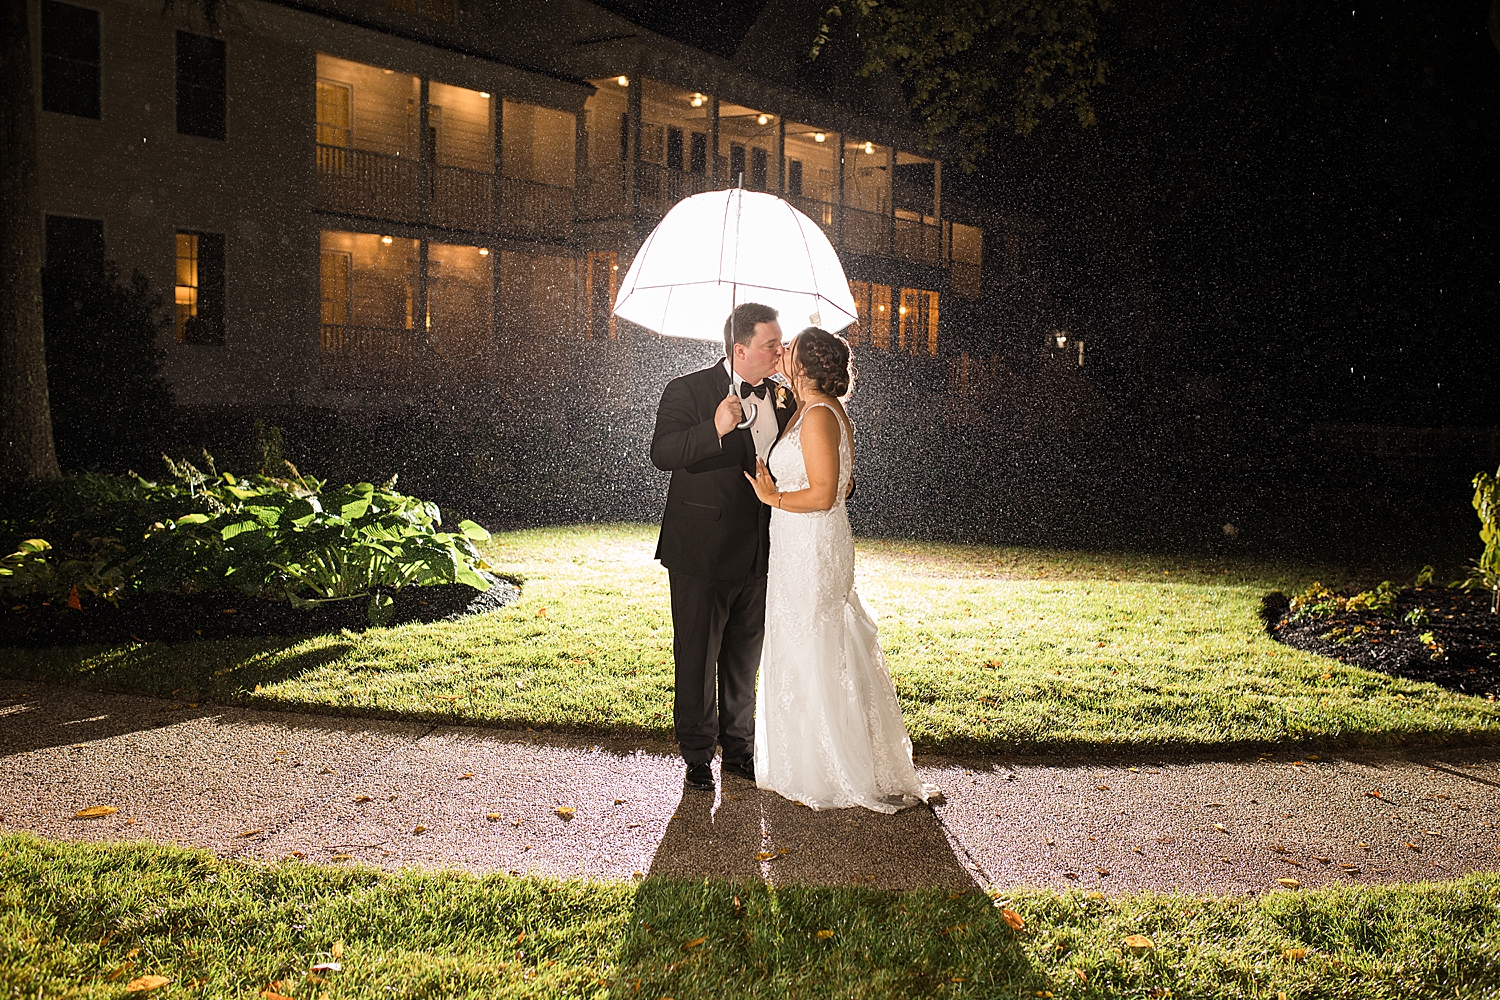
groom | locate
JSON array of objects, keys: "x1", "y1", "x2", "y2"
[{"x1": 650, "y1": 302, "x2": 794, "y2": 791}]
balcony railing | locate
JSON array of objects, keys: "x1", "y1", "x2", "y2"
[
  {"x1": 637, "y1": 162, "x2": 714, "y2": 217},
  {"x1": 430, "y1": 163, "x2": 494, "y2": 233},
  {"x1": 788, "y1": 195, "x2": 837, "y2": 238},
  {"x1": 842, "y1": 205, "x2": 891, "y2": 258},
  {"x1": 320, "y1": 323, "x2": 421, "y2": 384},
  {"x1": 579, "y1": 162, "x2": 629, "y2": 219},
  {"x1": 317, "y1": 145, "x2": 420, "y2": 224},
  {"x1": 500, "y1": 176, "x2": 574, "y2": 242},
  {"x1": 895, "y1": 215, "x2": 942, "y2": 266}
]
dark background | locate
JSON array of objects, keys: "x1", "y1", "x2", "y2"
[{"x1": 40, "y1": 0, "x2": 1500, "y2": 576}]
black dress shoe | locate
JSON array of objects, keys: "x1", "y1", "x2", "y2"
[
  {"x1": 684, "y1": 762, "x2": 715, "y2": 790},
  {"x1": 721, "y1": 755, "x2": 755, "y2": 783}
]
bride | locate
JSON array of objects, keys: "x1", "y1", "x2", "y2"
[{"x1": 744, "y1": 327, "x2": 931, "y2": 813}]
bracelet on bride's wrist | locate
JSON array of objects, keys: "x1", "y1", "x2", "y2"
[{"x1": 774, "y1": 492, "x2": 783, "y2": 509}]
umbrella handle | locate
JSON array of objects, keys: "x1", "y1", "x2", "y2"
[{"x1": 737, "y1": 401, "x2": 757, "y2": 430}]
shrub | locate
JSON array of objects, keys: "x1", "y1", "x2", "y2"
[
  {"x1": 0, "y1": 457, "x2": 494, "y2": 623},
  {"x1": 1454, "y1": 465, "x2": 1499, "y2": 614},
  {"x1": 1288, "y1": 580, "x2": 1399, "y2": 621}
]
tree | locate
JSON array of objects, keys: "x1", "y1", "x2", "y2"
[
  {"x1": 1, "y1": 0, "x2": 62, "y2": 482},
  {"x1": 814, "y1": 0, "x2": 1111, "y2": 169}
]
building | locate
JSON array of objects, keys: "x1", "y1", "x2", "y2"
[{"x1": 29, "y1": 0, "x2": 987, "y2": 408}]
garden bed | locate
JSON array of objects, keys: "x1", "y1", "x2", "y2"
[
  {"x1": 0, "y1": 580, "x2": 519, "y2": 647},
  {"x1": 1264, "y1": 586, "x2": 1500, "y2": 697}
]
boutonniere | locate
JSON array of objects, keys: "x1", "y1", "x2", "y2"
[{"x1": 776, "y1": 385, "x2": 790, "y2": 408}]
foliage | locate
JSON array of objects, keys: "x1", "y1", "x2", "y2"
[
  {"x1": 1454, "y1": 466, "x2": 1500, "y2": 613},
  {"x1": 0, "y1": 459, "x2": 493, "y2": 621},
  {"x1": 42, "y1": 262, "x2": 175, "y2": 474},
  {"x1": 813, "y1": 0, "x2": 1110, "y2": 168},
  {"x1": 1289, "y1": 580, "x2": 1399, "y2": 621},
  {"x1": 1403, "y1": 606, "x2": 1430, "y2": 627}
]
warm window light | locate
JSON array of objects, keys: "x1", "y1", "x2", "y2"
[
  {"x1": 479, "y1": 91, "x2": 490, "y2": 99},
  {"x1": 1055, "y1": 332, "x2": 1068, "y2": 348},
  {"x1": 380, "y1": 235, "x2": 393, "y2": 244},
  {"x1": 878, "y1": 304, "x2": 885, "y2": 311},
  {"x1": 478, "y1": 247, "x2": 489, "y2": 255},
  {"x1": 757, "y1": 113, "x2": 769, "y2": 125},
  {"x1": 690, "y1": 93, "x2": 704, "y2": 107},
  {"x1": 898, "y1": 305, "x2": 908, "y2": 315},
  {"x1": 864, "y1": 141, "x2": 874, "y2": 154},
  {"x1": 814, "y1": 132, "x2": 825, "y2": 142},
  {"x1": 616, "y1": 75, "x2": 629, "y2": 86}
]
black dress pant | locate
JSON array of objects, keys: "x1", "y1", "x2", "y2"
[{"x1": 668, "y1": 568, "x2": 766, "y2": 766}]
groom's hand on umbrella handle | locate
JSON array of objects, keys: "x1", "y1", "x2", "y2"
[{"x1": 715, "y1": 389, "x2": 744, "y2": 439}]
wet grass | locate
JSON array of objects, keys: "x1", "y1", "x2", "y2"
[
  {"x1": 4, "y1": 524, "x2": 1499, "y2": 754},
  {"x1": 4, "y1": 832, "x2": 1498, "y2": 999}
]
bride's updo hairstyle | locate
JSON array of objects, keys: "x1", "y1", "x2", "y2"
[{"x1": 791, "y1": 327, "x2": 854, "y2": 399}]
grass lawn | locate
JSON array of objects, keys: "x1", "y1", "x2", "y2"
[
  {"x1": 4, "y1": 524, "x2": 1499, "y2": 754},
  {"x1": 5, "y1": 832, "x2": 1498, "y2": 999}
]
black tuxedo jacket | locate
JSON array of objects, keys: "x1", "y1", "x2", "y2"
[{"x1": 651, "y1": 363, "x2": 794, "y2": 580}]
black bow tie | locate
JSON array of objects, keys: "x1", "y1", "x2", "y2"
[{"x1": 739, "y1": 380, "x2": 771, "y2": 399}]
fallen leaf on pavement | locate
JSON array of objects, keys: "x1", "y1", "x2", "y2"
[
  {"x1": 1123, "y1": 934, "x2": 1154, "y2": 950},
  {"x1": 459, "y1": 773, "x2": 474, "y2": 779},
  {"x1": 1365, "y1": 790, "x2": 1382, "y2": 799},
  {"x1": 353, "y1": 795, "x2": 372, "y2": 803},
  {"x1": 554, "y1": 806, "x2": 575, "y2": 820},
  {"x1": 1214, "y1": 823, "x2": 1227, "y2": 832},
  {"x1": 73, "y1": 806, "x2": 118, "y2": 819},
  {"x1": 239, "y1": 828, "x2": 265, "y2": 838},
  {"x1": 1277, "y1": 878, "x2": 1301, "y2": 889},
  {"x1": 487, "y1": 813, "x2": 502, "y2": 821},
  {"x1": 1405, "y1": 841, "x2": 1421, "y2": 851},
  {"x1": 683, "y1": 936, "x2": 706, "y2": 950},
  {"x1": 756, "y1": 851, "x2": 777, "y2": 861},
  {"x1": 413, "y1": 825, "x2": 427, "y2": 834},
  {"x1": 614, "y1": 798, "x2": 626, "y2": 805},
  {"x1": 123, "y1": 976, "x2": 169, "y2": 992},
  {"x1": 1424, "y1": 830, "x2": 1443, "y2": 837}
]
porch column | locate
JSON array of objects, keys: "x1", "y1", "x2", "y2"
[
  {"x1": 887, "y1": 144, "x2": 896, "y2": 258},
  {"x1": 776, "y1": 117, "x2": 786, "y2": 193},
  {"x1": 417, "y1": 238, "x2": 430, "y2": 349},
  {"x1": 418, "y1": 77, "x2": 432, "y2": 224},
  {"x1": 628, "y1": 73, "x2": 642, "y2": 214},
  {"x1": 710, "y1": 96, "x2": 720, "y2": 186},
  {"x1": 491, "y1": 96, "x2": 504, "y2": 362},
  {"x1": 835, "y1": 133, "x2": 844, "y2": 248}
]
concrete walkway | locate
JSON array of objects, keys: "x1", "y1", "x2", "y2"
[{"x1": 3, "y1": 678, "x2": 1498, "y2": 894}]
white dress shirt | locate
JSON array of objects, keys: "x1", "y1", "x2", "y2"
[{"x1": 724, "y1": 359, "x2": 780, "y2": 465}]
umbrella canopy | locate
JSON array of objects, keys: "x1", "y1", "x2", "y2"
[{"x1": 612, "y1": 188, "x2": 859, "y2": 342}]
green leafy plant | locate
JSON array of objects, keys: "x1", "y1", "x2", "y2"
[
  {"x1": 1453, "y1": 465, "x2": 1499, "y2": 614},
  {"x1": 1414, "y1": 564, "x2": 1435, "y2": 588},
  {"x1": 1289, "y1": 580, "x2": 1399, "y2": 621},
  {"x1": 0, "y1": 457, "x2": 494, "y2": 624},
  {"x1": 1402, "y1": 606, "x2": 1430, "y2": 627}
]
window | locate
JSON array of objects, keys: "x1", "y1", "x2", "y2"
[
  {"x1": 176, "y1": 31, "x2": 225, "y2": 139},
  {"x1": 729, "y1": 143, "x2": 745, "y2": 184},
  {"x1": 897, "y1": 287, "x2": 939, "y2": 356},
  {"x1": 689, "y1": 132, "x2": 707, "y2": 175},
  {"x1": 787, "y1": 159, "x2": 803, "y2": 198},
  {"x1": 750, "y1": 147, "x2": 767, "y2": 190},
  {"x1": 666, "y1": 126, "x2": 683, "y2": 171},
  {"x1": 315, "y1": 80, "x2": 350, "y2": 147},
  {"x1": 44, "y1": 215, "x2": 104, "y2": 278},
  {"x1": 175, "y1": 232, "x2": 225, "y2": 344},
  {"x1": 41, "y1": 1, "x2": 100, "y2": 119},
  {"x1": 320, "y1": 251, "x2": 351, "y2": 327}
]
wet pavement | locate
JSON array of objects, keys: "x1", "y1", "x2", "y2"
[{"x1": 3, "y1": 678, "x2": 1497, "y2": 894}]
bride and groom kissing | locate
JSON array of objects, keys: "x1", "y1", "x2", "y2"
[{"x1": 651, "y1": 302, "x2": 934, "y2": 814}]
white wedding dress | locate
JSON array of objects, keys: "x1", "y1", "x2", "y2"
[{"x1": 754, "y1": 401, "x2": 930, "y2": 813}]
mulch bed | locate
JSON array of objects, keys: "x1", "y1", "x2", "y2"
[
  {"x1": 1262, "y1": 586, "x2": 1500, "y2": 697},
  {"x1": 0, "y1": 580, "x2": 520, "y2": 648}
]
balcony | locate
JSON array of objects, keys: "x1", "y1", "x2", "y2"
[
  {"x1": 637, "y1": 162, "x2": 715, "y2": 217},
  {"x1": 895, "y1": 214, "x2": 942, "y2": 266},
  {"x1": 320, "y1": 323, "x2": 422, "y2": 385},
  {"x1": 316, "y1": 145, "x2": 421, "y2": 224},
  {"x1": 500, "y1": 175, "x2": 575, "y2": 241},
  {"x1": 430, "y1": 163, "x2": 494, "y2": 232}
]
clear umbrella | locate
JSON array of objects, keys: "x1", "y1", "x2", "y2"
[{"x1": 613, "y1": 187, "x2": 859, "y2": 427}]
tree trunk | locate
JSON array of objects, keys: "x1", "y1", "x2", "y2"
[{"x1": 1, "y1": 0, "x2": 61, "y2": 483}]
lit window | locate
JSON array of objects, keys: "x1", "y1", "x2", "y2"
[{"x1": 175, "y1": 233, "x2": 199, "y2": 340}]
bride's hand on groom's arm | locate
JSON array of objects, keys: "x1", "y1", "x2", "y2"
[{"x1": 744, "y1": 458, "x2": 779, "y2": 506}]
